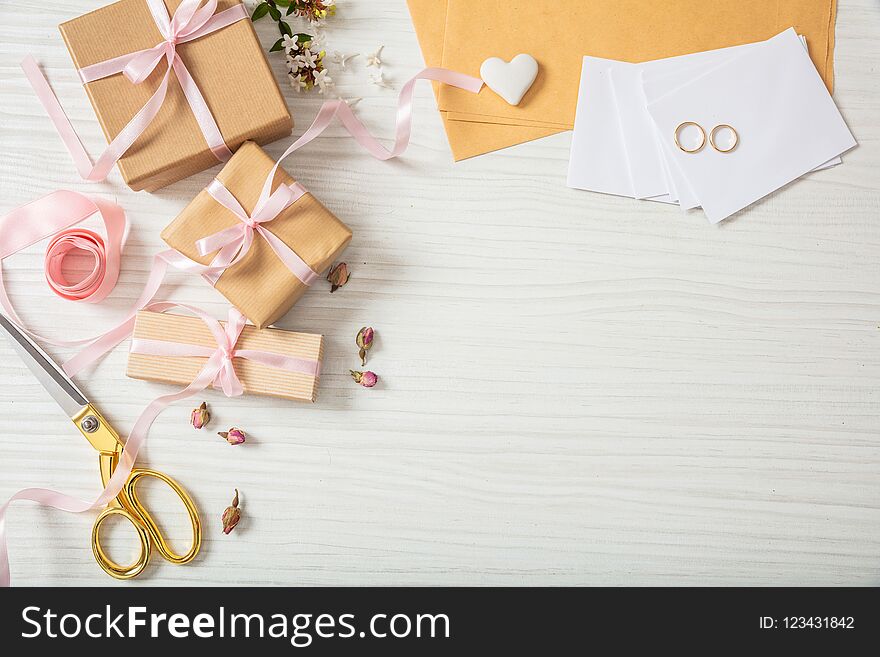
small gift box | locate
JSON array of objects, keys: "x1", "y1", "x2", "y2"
[
  {"x1": 58, "y1": 0, "x2": 292, "y2": 191},
  {"x1": 126, "y1": 310, "x2": 324, "y2": 402},
  {"x1": 161, "y1": 141, "x2": 353, "y2": 328}
]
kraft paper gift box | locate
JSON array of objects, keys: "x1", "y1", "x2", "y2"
[
  {"x1": 127, "y1": 310, "x2": 324, "y2": 402},
  {"x1": 161, "y1": 141, "x2": 353, "y2": 328},
  {"x1": 59, "y1": 0, "x2": 292, "y2": 191}
]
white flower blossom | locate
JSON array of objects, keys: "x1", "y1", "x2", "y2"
[
  {"x1": 297, "y1": 49, "x2": 318, "y2": 69},
  {"x1": 289, "y1": 73, "x2": 308, "y2": 92},
  {"x1": 282, "y1": 35, "x2": 299, "y2": 52},
  {"x1": 314, "y1": 69, "x2": 334, "y2": 94},
  {"x1": 365, "y1": 45, "x2": 384, "y2": 68}
]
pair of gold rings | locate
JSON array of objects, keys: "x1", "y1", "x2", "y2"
[{"x1": 674, "y1": 122, "x2": 738, "y2": 154}]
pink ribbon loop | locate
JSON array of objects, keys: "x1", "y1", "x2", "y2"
[
  {"x1": 44, "y1": 229, "x2": 115, "y2": 302},
  {"x1": 0, "y1": 191, "x2": 207, "y2": 377},
  {"x1": 22, "y1": 0, "x2": 245, "y2": 182}
]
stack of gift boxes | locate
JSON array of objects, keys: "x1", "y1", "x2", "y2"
[{"x1": 58, "y1": 0, "x2": 353, "y2": 403}]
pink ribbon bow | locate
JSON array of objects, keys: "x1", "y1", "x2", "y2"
[
  {"x1": 0, "y1": 303, "x2": 320, "y2": 586},
  {"x1": 21, "y1": 0, "x2": 245, "y2": 182},
  {"x1": 194, "y1": 178, "x2": 319, "y2": 288}
]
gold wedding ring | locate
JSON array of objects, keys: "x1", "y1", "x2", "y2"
[
  {"x1": 674, "y1": 121, "x2": 706, "y2": 153},
  {"x1": 710, "y1": 124, "x2": 739, "y2": 153}
]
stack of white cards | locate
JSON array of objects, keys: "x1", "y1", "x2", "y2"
[{"x1": 567, "y1": 28, "x2": 857, "y2": 224}]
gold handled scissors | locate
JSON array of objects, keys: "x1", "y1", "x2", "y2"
[{"x1": 0, "y1": 313, "x2": 201, "y2": 580}]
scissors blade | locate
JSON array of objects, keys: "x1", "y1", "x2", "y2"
[{"x1": 0, "y1": 313, "x2": 90, "y2": 418}]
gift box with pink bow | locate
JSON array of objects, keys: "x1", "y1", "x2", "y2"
[
  {"x1": 160, "y1": 141, "x2": 353, "y2": 328},
  {"x1": 55, "y1": 0, "x2": 292, "y2": 191},
  {"x1": 127, "y1": 308, "x2": 324, "y2": 402}
]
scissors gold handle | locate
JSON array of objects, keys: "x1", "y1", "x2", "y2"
[
  {"x1": 0, "y1": 313, "x2": 202, "y2": 580},
  {"x1": 74, "y1": 405, "x2": 202, "y2": 580}
]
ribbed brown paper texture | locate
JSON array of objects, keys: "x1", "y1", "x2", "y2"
[
  {"x1": 126, "y1": 311, "x2": 324, "y2": 402},
  {"x1": 160, "y1": 141, "x2": 353, "y2": 328},
  {"x1": 59, "y1": 0, "x2": 293, "y2": 191}
]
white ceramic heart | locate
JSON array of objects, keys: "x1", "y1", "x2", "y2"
[{"x1": 479, "y1": 54, "x2": 539, "y2": 106}]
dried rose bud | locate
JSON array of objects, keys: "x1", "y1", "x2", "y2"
[
  {"x1": 190, "y1": 402, "x2": 210, "y2": 430},
  {"x1": 218, "y1": 427, "x2": 246, "y2": 445},
  {"x1": 222, "y1": 489, "x2": 241, "y2": 535},
  {"x1": 327, "y1": 262, "x2": 350, "y2": 293},
  {"x1": 356, "y1": 327, "x2": 375, "y2": 365},
  {"x1": 350, "y1": 370, "x2": 378, "y2": 388}
]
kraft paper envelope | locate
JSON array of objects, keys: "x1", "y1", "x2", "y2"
[
  {"x1": 406, "y1": 0, "x2": 563, "y2": 160},
  {"x1": 440, "y1": 0, "x2": 837, "y2": 130},
  {"x1": 445, "y1": 111, "x2": 571, "y2": 129},
  {"x1": 645, "y1": 29, "x2": 856, "y2": 224}
]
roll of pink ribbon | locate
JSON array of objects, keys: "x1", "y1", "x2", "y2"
[
  {"x1": 44, "y1": 228, "x2": 118, "y2": 302},
  {"x1": 0, "y1": 190, "x2": 134, "y2": 347}
]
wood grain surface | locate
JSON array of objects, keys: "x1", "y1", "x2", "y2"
[{"x1": 0, "y1": 0, "x2": 877, "y2": 586}]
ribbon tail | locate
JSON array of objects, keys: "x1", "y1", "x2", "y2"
[
  {"x1": 255, "y1": 68, "x2": 483, "y2": 207},
  {"x1": 61, "y1": 253, "x2": 172, "y2": 377},
  {"x1": 22, "y1": 56, "x2": 172, "y2": 182}
]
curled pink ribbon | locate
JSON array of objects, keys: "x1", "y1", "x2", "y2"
[
  {"x1": 21, "y1": 0, "x2": 245, "y2": 182},
  {"x1": 0, "y1": 303, "x2": 320, "y2": 587},
  {"x1": 44, "y1": 228, "x2": 118, "y2": 302}
]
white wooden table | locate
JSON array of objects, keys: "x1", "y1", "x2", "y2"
[{"x1": 0, "y1": 0, "x2": 878, "y2": 587}]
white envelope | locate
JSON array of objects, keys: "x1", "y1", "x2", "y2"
[
  {"x1": 641, "y1": 35, "x2": 841, "y2": 212},
  {"x1": 566, "y1": 57, "x2": 634, "y2": 197},
  {"x1": 608, "y1": 40, "x2": 769, "y2": 201},
  {"x1": 645, "y1": 28, "x2": 856, "y2": 223},
  {"x1": 570, "y1": 39, "x2": 781, "y2": 205}
]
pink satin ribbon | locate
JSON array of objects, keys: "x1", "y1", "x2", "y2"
[
  {"x1": 190, "y1": 67, "x2": 484, "y2": 287},
  {"x1": 0, "y1": 304, "x2": 319, "y2": 587},
  {"x1": 21, "y1": 0, "x2": 245, "y2": 182}
]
